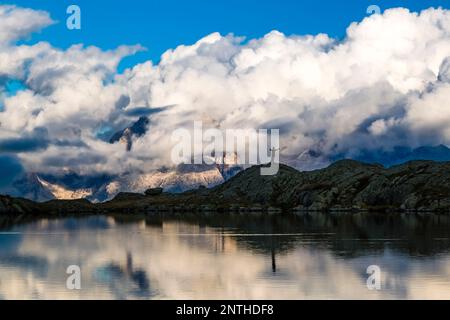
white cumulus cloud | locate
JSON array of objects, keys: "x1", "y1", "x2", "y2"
[{"x1": 1, "y1": 5, "x2": 450, "y2": 178}]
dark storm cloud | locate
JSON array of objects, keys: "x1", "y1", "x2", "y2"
[
  {"x1": 124, "y1": 105, "x2": 173, "y2": 117},
  {"x1": 0, "y1": 127, "x2": 49, "y2": 152},
  {"x1": 353, "y1": 104, "x2": 407, "y2": 136},
  {"x1": 0, "y1": 155, "x2": 24, "y2": 188},
  {"x1": 53, "y1": 139, "x2": 88, "y2": 148},
  {"x1": 42, "y1": 153, "x2": 107, "y2": 167}
]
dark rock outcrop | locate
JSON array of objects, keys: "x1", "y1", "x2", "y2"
[
  {"x1": 0, "y1": 195, "x2": 38, "y2": 215},
  {"x1": 144, "y1": 188, "x2": 164, "y2": 196}
]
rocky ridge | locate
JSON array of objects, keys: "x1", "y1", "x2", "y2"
[{"x1": 2, "y1": 160, "x2": 450, "y2": 215}]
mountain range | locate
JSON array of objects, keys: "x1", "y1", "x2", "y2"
[
  {"x1": 333, "y1": 145, "x2": 450, "y2": 167},
  {"x1": 2, "y1": 163, "x2": 242, "y2": 203},
  {"x1": 4, "y1": 144, "x2": 450, "y2": 204},
  {"x1": 3, "y1": 158, "x2": 450, "y2": 215}
]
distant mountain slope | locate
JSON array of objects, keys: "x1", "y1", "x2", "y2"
[
  {"x1": 108, "y1": 165, "x2": 225, "y2": 194},
  {"x1": 6, "y1": 172, "x2": 111, "y2": 203},
  {"x1": 5, "y1": 164, "x2": 242, "y2": 203},
  {"x1": 10, "y1": 173, "x2": 56, "y2": 202},
  {"x1": 36, "y1": 176, "x2": 92, "y2": 200},
  {"x1": 334, "y1": 145, "x2": 450, "y2": 167}
]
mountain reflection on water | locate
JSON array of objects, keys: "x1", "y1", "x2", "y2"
[{"x1": 0, "y1": 212, "x2": 450, "y2": 299}]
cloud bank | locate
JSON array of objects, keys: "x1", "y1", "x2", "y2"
[{"x1": 1, "y1": 5, "x2": 450, "y2": 180}]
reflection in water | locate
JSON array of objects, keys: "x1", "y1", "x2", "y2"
[
  {"x1": 93, "y1": 251, "x2": 151, "y2": 299},
  {"x1": 0, "y1": 212, "x2": 450, "y2": 299}
]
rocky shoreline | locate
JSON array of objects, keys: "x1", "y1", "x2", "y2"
[{"x1": 2, "y1": 160, "x2": 450, "y2": 216}]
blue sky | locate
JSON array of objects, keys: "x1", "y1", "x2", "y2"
[{"x1": 8, "y1": 0, "x2": 450, "y2": 71}]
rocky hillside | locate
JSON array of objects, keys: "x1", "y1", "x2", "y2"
[
  {"x1": 2, "y1": 160, "x2": 450, "y2": 215},
  {"x1": 213, "y1": 160, "x2": 450, "y2": 211},
  {"x1": 100, "y1": 160, "x2": 450, "y2": 212},
  {"x1": 0, "y1": 195, "x2": 39, "y2": 215}
]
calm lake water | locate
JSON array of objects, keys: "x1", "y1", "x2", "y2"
[{"x1": 0, "y1": 212, "x2": 450, "y2": 300}]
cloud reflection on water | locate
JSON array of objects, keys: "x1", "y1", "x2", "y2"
[{"x1": 0, "y1": 213, "x2": 449, "y2": 299}]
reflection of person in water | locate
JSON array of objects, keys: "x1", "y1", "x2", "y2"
[
  {"x1": 94, "y1": 251, "x2": 150, "y2": 298},
  {"x1": 126, "y1": 252, "x2": 149, "y2": 291},
  {"x1": 271, "y1": 235, "x2": 277, "y2": 273},
  {"x1": 272, "y1": 249, "x2": 276, "y2": 273}
]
